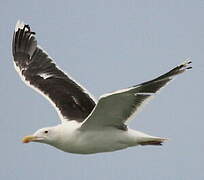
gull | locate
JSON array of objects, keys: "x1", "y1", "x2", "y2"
[{"x1": 12, "y1": 21, "x2": 191, "y2": 154}]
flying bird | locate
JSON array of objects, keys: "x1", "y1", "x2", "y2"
[{"x1": 12, "y1": 21, "x2": 191, "y2": 154}]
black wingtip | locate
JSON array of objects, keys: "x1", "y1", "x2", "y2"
[
  {"x1": 13, "y1": 21, "x2": 37, "y2": 58},
  {"x1": 187, "y1": 66, "x2": 192, "y2": 70},
  {"x1": 15, "y1": 21, "x2": 36, "y2": 35},
  {"x1": 24, "y1": 24, "x2": 36, "y2": 35}
]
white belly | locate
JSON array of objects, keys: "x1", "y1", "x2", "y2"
[
  {"x1": 47, "y1": 122, "x2": 156, "y2": 154},
  {"x1": 54, "y1": 128, "x2": 133, "y2": 154}
]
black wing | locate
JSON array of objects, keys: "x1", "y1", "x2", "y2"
[{"x1": 12, "y1": 21, "x2": 96, "y2": 122}]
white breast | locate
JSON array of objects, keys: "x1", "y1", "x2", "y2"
[{"x1": 52, "y1": 123, "x2": 131, "y2": 154}]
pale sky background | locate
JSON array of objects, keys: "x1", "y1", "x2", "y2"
[{"x1": 0, "y1": 0, "x2": 203, "y2": 179}]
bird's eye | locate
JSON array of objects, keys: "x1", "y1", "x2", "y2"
[{"x1": 44, "y1": 130, "x2": 48, "y2": 134}]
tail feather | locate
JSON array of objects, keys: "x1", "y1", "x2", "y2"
[{"x1": 139, "y1": 137, "x2": 168, "y2": 146}]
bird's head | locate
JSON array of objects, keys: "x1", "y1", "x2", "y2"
[{"x1": 22, "y1": 127, "x2": 57, "y2": 144}]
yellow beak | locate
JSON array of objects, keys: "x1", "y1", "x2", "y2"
[{"x1": 22, "y1": 135, "x2": 38, "y2": 143}]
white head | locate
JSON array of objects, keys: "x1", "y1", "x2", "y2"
[{"x1": 22, "y1": 126, "x2": 59, "y2": 144}]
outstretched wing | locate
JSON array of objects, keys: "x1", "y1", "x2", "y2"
[
  {"x1": 12, "y1": 21, "x2": 96, "y2": 123},
  {"x1": 81, "y1": 61, "x2": 191, "y2": 130}
]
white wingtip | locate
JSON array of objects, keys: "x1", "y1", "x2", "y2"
[
  {"x1": 15, "y1": 20, "x2": 25, "y2": 32},
  {"x1": 180, "y1": 58, "x2": 192, "y2": 66},
  {"x1": 180, "y1": 59, "x2": 192, "y2": 71}
]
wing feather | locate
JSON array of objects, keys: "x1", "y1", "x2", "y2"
[
  {"x1": 81, "y1": 61, "x2": 191, "y2": 130},
  {"x1": 12, "y1": 21, "x2": 96, "y2": 123}
]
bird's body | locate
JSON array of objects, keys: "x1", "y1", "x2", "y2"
[
  {"x1": 12, "y1": 21, "x2": 191, "y2": 154},
  {"x1": 39, "y1": 122, "x2": 165, "y2": 154},
  {"x1": 51, "y1": 122, "x2": 130, "y2": 154}
]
